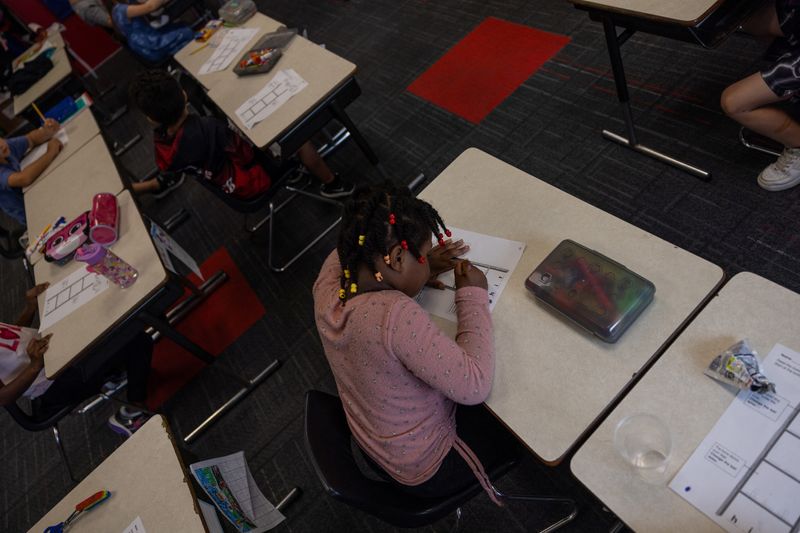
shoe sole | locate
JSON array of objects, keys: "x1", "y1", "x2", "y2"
[
  {"x1": 757, "y1": 173, "x2": 800, "y2": 191},
  {"x1": 108, "y1": 416, "x2": 134, "y2": 437},
  {"x1": 319, "y1": 189, "x2": 354, "y2": 199}
]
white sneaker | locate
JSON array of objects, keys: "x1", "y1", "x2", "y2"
[{"x1": 758, "y1": 147, "x2": 800, "y2": 191}]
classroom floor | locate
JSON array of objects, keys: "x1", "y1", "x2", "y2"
[{"x1": 2, "y1": 0, "x2": 797, "y2": 531}]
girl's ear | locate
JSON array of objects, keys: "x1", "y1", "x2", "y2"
[{"x1": 387, "y1": 244, "x2": 404, "y2": 273}]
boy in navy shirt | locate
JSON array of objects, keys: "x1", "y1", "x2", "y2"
[{"x1": 0, "y1": 118, "x2": 63, "y2": 226}]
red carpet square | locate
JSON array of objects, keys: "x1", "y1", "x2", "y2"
[
  {"x1": 146, "y1": 247, "x2": 266, "y2": 409},
  {"x1": 407, "y1": 17, "x2": 570, "y2": 124}
]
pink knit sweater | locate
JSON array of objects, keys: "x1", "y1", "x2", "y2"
[{"x1": 313, "y1": 251, "x2": 497, "y2": 494}]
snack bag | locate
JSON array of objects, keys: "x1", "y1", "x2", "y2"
[{"x1": 704, "y1": 339, "x2": 776, "y2": 394}]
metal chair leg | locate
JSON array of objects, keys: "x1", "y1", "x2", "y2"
[
  {"x1": 739, "y1": 126, "x2": 782, "y2": 157},
  {"x1": 52, "y1": 423, "x2": 76, "y2": 482},
  {"x1": 491, "y1": 485, "x2": 577, "y2": 533},
  {"x1": 450, "y1": 507, "x2": 463, "y2": 533}
]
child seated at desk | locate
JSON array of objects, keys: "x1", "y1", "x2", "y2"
[
  {"x1": 111, "y1": 0, "x2": 192, "y2": 64},
  {"x1": 0, "y1": 119, "x2": 63, "y2": 227},
  {"x1": 0, "y1": 283, "x2": 153, "y2": 436},
  {"x1": 128, "y1": 69, "x2": 355, "y2": 199},
  {"x1": 721, "y1": 0, "x2": 800, "y2": 191},
  {"x1": 312, "y1": 185, "x2": 520, "y2": 504},
  {"x1": 70, "y1": 0, "x2": 113, "y2": 28}
]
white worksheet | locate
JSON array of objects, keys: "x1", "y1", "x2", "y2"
[
  {"x1": 670, "y1": 343, "x2": 800, "y2": 532},
  {"x1": 199, "y1": 28, "x2": 259, "y2": 75},
  {"x1": 120, "y1": 516, "x2": 146, "y2": 533},
  {"x1": 39, "y1": 267, "x2": 109, "y2": 332},
  {"x1": 416, "y1": 227, "x2": 525, "y2": 322},
  {"x1": 20, "y1": 128, "x2": 69, "y2": 170},
  {"x1": 235, "y1": 69, "x2": 307, "y2": 130},
  {"x1": 191, "y1": 451, "x2": 284, "y2": 532}
]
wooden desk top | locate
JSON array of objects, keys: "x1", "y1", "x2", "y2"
[
  {"x1": 174, "y1": 13, "x2": 279, "y2": 92},
  {"x1": 418, "y1": 148, "x2": 723, "y2": 463},
  {"x1": 200, "y1": 13, "x2": 356, "y2": 149},
  {"x1": 571, "y1": 272, "x2": 800, "y2": 532},
  {"x1": 13, "y1": 33, "x2": 72, "y2": 115},
  {"x1": 569, "y1": 0, "x2": 723, "y2": 26},
  {"x1": 36, "y1": 190, "x2": 168, "y2": 379},
  {"x1": 29, "y1": 416, "x2": 206, "y2": 533},
  {"x1": 23, "y1": 107, "x2": 102, "y2": 194},
  {"x1": 24, "y1": 135, "x2": 122, "y2": 238}
]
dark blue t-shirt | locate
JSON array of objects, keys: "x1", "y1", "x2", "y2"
[{"x1": 0, "y1": 136, "x2": 30, "y2": 226}]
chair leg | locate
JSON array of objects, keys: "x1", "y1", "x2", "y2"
[
  {"x1": 491, "y1": 485, "x2": 577, "y2": 533},
  {"x1": 449, "y1": 507, "x2": 463, "y2": 533},
  {"x1": 739, "y1": 126, "x2": 781, "y2": 157},
  {"x1": 52, "y1": 424, "x2": 76, "y2": 482}
]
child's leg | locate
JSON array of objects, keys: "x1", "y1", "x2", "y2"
[
  {"x1": 297, "y1": 141, "x2": 335, "y2": 183},
  {"x1": 720, "y1": 73, "x2": 800, "y2": 147},
  {"x1": 131, "y1": 178, "x2": 161, "y2": 194},
  {"x1": 740, "y1": 1, "x2": 783, "y2": 37},
  {"x1": 110, "y1": 332, "x2": 153, "y2": 408}
]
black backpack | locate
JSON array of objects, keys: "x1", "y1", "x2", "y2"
[{"x1": 8, "y1": 53, "x2": 53, "y2": 95}]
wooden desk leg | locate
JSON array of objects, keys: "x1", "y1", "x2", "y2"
[
  {"x1": 329, "y1": 100, "x2": 379, "y2": 165},
  {"x1": 599, "y1": 16, "x2": 711, "y2": 181}
]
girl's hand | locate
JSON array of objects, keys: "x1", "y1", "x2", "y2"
[
  {"x1": 426, "y1": 239, "x2": 469, "y2": 289},
  {"x1": 26, "y1": 334, "x2": 52, "y2": 370},
  {"x1": 24, "y1": 283, "x2": 49, "y2": 309},
  {"x1": 454, "y1": 260, "x2": 487, "y2": 290},
  {"x1": 41, "y1": 118, "x2": 60, "y2": 139}
]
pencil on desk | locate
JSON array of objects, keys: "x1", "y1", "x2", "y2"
[
  {"x1": 31, "y1": 102, "x2": 46, "y2": 125},
  {"x1": 190, "y1": 42, "x2": 210, "y2": 55}
]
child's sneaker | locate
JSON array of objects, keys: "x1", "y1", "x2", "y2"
[
  {"x1": 153, "y1": 172, "x2": 185, "y2": 199},
  {"x1": 319, "y1": 174, "x2": 355, "y2": 198},
  {"x1": 758, "y1": 147, "x2": 800, "y2": 191},
  {"x1": 108, "y1": 408, "x2": 149, "y2": 437}
]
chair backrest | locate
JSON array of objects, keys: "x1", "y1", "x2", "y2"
[
  {"x1": 303, "y1": 390, "x2": 488, "y2": 528},
  {"x1": 4, "y1": 402, "x2": 75, "y2": 432}
]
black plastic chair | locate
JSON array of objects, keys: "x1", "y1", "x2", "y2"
[
  {"x1": 303, "y1": 390, "x2": 578, "y2": 531},
  {"x1": 4, "y1": 402, "x2": 79, "y2": 482}
]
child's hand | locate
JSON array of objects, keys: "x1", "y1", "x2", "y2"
[
  {"x1": 427, "y1": 239, "x2": 469, "y2": 277},
  {"x1": 454, "y1": 260, "x2": 487, "y2": 290},
  {"x1": 42, "y1": 118, "x2": 60, "y2": 139},
  {"x1": 26, "y1": 334, "x2": 52, "y2": 369},
  {"x1": 24, "y1": 283, "x2": 49, "y2": 309},
  {"x1": 46, "y1": 137, "x2": 63, "y2": 155}
]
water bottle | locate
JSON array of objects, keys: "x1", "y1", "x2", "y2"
[{"x1": 75, "y1": 243, "x2": 138, "y2": 288}]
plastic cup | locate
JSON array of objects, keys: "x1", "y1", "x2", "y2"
[{"x1": 613, "y1": 413, "x2": 672, "y2": 484}]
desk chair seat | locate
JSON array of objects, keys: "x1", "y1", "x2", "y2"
[
  {"x1": 4, "y1": 402, "x2": 79, "y2": 482},
  {"x1": 303, "y1": 390, "x2": 577, "y2": 531}
]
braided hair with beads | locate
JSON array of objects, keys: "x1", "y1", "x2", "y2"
[{"x1": 337, "y1": 184, "x2": 451, "y2": 304}]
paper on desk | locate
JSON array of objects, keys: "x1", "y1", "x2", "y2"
[
  {"x1": 199, "y1": 28, "x2": 259, "y2": 75},
  {"x1": 39, "y1": 267, "x2": 109, "y2": 332},
  {"x1": 669, "y1": 343, "x2": 800, "y2": 533},
  {"x1": 20, "y1": 129, "x2": 69, "y2": 170},
  {"x1": 149, "y1": 222, "x2": 203, "y2": 280},
  {"x1": 235, "y1": 69, "x2": 307, "y2": 130},
  {"x1": 415, "y1": 227, "x2": 525, "y2": 322},
  {"x1": 121, "y1": 516, "x2": 146, "y2": 533},
  {"x1": 191, "y1": 451, "x2": 285, "y2": 532}
]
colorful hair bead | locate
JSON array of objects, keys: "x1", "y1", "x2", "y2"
[
  {"x1": 444, "y1": 229, "x2": 452, "y2": 238},
  {"x1": 388, "y1": 213, "x2": 396, "y2": 225},
  {"x1": 418, "y1": 256, "x2": 426, "y2": 264},
  {"x1": 383, "y1": 255, "x2": 391, "y2": 265},
  {"x1": 350, "y1": 283, "x2": 358, "y2": 293},
  {"x1": 358, "y1": 235, "x2": 365, "y2": 246},
  {"x1": 374, "y1": 271, "x2": 383, "y2": 282},
  {"x1": 338, "y1": 288, "x2": 346, "y2": 300},
  {"x1": 400, "y1": 240, "x2": 408, "y2": 250},
  {"x1": 343, "y1": 269, "x2": 350, "y2": 279},
  {"x1": 437, "y1": 233, "x2": 445, "y2": 246}
]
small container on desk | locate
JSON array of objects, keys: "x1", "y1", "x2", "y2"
[{"x1": 75, "y1": 243, "x2": 138, "y2": 288}]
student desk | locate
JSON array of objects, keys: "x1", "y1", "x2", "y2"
[
  {"x1": 34, "y1": 191, "x2": 168, "y2": 379},
  {"x1": 13, "y1": 33, "x2": 73, "y2": 116},
  {"x1": 567, "y1": 0, "x2": 759, "y2": 180},
  {"x1": 29, "y1": 416, "x2": 207, "y2": 532},
  {"x1": 418, "y1": 148, "x2": 723, "y2": 463},
  {"x1": 174, "y1": 12, "x2": 377, "y2": 162},
  {"x1": 24, "y1": 135, "x2": 123, "y2": 239},
  {"x1": 22, "y1": 107, "x2": 102, "y2": 194},
  {"x1": 570, "y1": 272, "x2": 800, "y2": 531}
]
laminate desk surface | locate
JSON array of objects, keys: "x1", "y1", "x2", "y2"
[
  {"x1": 24, "y1": 135, "x2": 122, "y2": 237},
  {"x1": 13, "y1": 33, "x2": 72, "y2": 115},
  {"x1": 571, "y1": 272, "x2": 800, "y2": 532},
  {"x1": 23, "y1": 107, "x2": 102, "y2": 194},
  {"x1": 29, "y1": 416, "x2": 206, "y2": 533},
  {"x1": 36, "y1": 191, "x2": 168, "y2": 379},
  {"x1": 569, "y1": 0, "x2": 722, "y2": 26},
  {"x1": 418, "y1": 148, "x2": 723, "y2": 463}
]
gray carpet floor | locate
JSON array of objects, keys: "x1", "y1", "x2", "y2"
[{"x1": 2, "y1": 0, "x2": 797, "y2": 531}]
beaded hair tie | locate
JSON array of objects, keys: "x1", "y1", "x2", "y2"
[
  {"x1": 374, "y1": 271, "x2": 383, "y2": 282},
  {"x1": 358, "y1": 235, "x2": 365, "y2": 246}
]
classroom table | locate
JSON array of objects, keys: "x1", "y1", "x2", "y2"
[
  {"x1": 35, "y1": 190, "x2": 169, "y2": 379},
  {"x1": 418, "y1": 148, "x2": 724, "y2": 463},
  {"x1": 22, "y1": 107, "x2": 102, "y2": 194},
  {"x1": 13, "y1": 32, "x2": 73, "y2": 116},
  {"x1": 567, "y1": 0, "x2": 759, "y2": 180},
  {"x1": 23, "y1": 134, "x2": 123, "y2": 239},
  {"x1": 570, "y1": 272, "x2": 800, "y2": 531},
  {"x1": 175, "y1": 12, "x2": 377, "y2": 162},
  {"x1": 29, "y1": 416, "x2": 207, "y2": 533}
]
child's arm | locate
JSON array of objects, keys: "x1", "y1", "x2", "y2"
[
  {"x1": 15, "y1": 283, "x2": 49, "y2": 327},
  {"x1": 122, "y1": 0, "x2": 167, "y2": 19},
  {"x1": 25, "y1": 119, "x2": 60, "y2": 149},
  {"x1": 6, "y1": 138, "x2": 63, "y2": 188},
  {"x1": 0, "y1": 334, "x2": 50, "y2": 406}
]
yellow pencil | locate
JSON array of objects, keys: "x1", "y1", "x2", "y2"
[
  {"x1": 190, "y1": 42, "x2": 210, "y2": 55},
  {"x1": 31, "y1": 102, "x2": 46, "y2": 125}
]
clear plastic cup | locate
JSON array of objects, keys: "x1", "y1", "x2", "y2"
[{"x1": 613, "y1": 413, "x2": 672, "y2": 484}]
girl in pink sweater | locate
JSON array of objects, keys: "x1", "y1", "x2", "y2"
[{"x1": 313, "y1": 185, "x2": 520, "y2": 504}]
